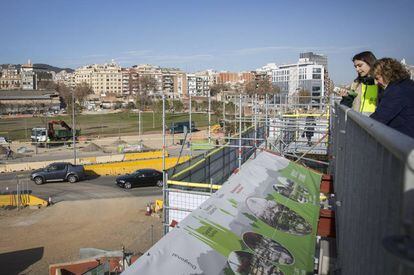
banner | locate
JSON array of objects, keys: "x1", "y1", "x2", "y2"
[{"x1": 124, "y1": 151, "x2": 322, "y2": 275}]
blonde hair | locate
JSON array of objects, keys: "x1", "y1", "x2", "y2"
[{"x1": 373, "y1": 58, "x2": 410, "y2": 84}]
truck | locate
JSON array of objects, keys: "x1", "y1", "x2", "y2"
[
  {"x1": 30, "y1": 162, "x2": 85, "y2": 185},
  {"x1": 31, "y1": 120, "x2": 80, "y2": 144}
]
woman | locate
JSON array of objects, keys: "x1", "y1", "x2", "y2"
[
  {"x1": 340, "y1": 51, "x2": 380, "y2": 114},
  {"x1": 370, "y1": 58, "x2": 414, "y2": 138}
]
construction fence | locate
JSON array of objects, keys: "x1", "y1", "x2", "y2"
[{"x1": 330, "y1": 103, "x2": 414, "y2": 275}]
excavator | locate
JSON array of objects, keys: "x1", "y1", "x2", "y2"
[{"x1": 31, "y1": 120, "x2": 80, "y2": 144}]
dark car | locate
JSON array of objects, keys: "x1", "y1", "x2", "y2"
[
  {"x1": 30, "y1": 162, "x2": 85, "y2": 185},
  {"x1": 116, "y1": 169, "x2": 163, "y2": 189}
]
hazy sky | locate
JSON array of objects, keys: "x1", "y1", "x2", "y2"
[{"x1": 1, "y1": 0, "x2": 413, "y2": 84}]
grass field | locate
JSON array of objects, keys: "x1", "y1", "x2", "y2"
[{"x1": 0, "y1": 111, "x2": 219, "y2": 141}]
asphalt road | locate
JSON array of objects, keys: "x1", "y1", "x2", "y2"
[{"x1": 0, "y1": 172, "x2": 162, "y2": 203}]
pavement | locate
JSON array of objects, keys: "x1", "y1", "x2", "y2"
[{"x1": 0, "y1": 172, "x2": 162, "y2": 203}]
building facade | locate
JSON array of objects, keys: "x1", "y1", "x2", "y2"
[
  {"x1": 0, "y1": 65, "x2": 21, "y2": 90},
  {"x1": 271, "y1": 53, "x2": 329, "y2": 103}
]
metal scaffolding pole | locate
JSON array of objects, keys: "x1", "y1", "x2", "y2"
[
  {"x1": 162, "y1": 95, "x2": 167, "y2": 235},
  {"x1": 254, "y1": 94, "x2": 257, "y2": 158},
  {"x1": 189, "y1": 93, "x2": 192, "y2": 157},
  {"x1": 208, "y1": 90, "x2": 211, "y2": 144},
  {"x1": 265, "y1": 94, "x2": 268, "y2": 149},
  {"x1": 238, "y1": 95, "x2": 242, "y2": 169},
  {"x1": 72, "y1": 89, "x2": 77, "y2": 165},
  {"x1": 222, "y1": 100, "x2": 225, "y2": 134}
]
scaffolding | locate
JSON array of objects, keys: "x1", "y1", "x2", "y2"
[{"x1": 161, "y1": 94, "x2": 331, "y2": 234}]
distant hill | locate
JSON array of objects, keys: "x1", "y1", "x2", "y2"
[
  {"x1": 34, "y1": 64, "x2": 75, "y2": 73},
  {"x1": 0, "y1": 63, "x2": 74, "y2": 73}
]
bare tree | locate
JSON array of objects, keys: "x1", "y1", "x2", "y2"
[
  {"x1": 56, "y1": 83, "x2": 72, "y2": 107},
  {"x1": 209, "y1": 83, "x2": 230, "y2": 97},
  {"x1": 74, "y1": 82, "x2": 94, "y2": 105},
  {"x1": 245, "y1": 79, "x2": 280, "y2": 96},
  {"x1": 133, "y1": 75, "x2": 157, "y2": 110}
]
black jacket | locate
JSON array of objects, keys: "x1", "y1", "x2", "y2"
[{"x1": 370, "y1": 79, "x2": 414, "y2": 138}]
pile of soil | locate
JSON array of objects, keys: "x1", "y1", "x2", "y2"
[
  {"x1": 112, "y1": 139, "x2": 127, "y2": 146},
  {"x1": 81, "y1": 143, "x2": 103, "y2": 152}
]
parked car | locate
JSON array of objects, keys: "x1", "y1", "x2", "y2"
[
  {"x1": 116, "y1": 169, "x2": 163, "y2": 189},
  {"x1": 30, "y1": 162, "x2": 85, "y2": 185}
]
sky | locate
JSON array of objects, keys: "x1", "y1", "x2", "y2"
[{"x1": 1, "y1": 0, "x2": 413, "y2": 85}]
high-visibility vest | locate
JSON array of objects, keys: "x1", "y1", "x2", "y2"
[{"x1": 360, "y1": 83, "x2": 378, "y2": 113}]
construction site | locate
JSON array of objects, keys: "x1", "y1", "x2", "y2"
[{"x1": 0, "y1": 93, "x2": 413, "y2": 275}]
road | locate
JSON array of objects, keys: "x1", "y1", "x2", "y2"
[{"x1": 0, "y1": 172, "x2": 162, "y2": 203}]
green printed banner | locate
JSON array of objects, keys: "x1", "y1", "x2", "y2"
[{"x1": 124, "y1": 151, "x2": 322, "y2": 275}]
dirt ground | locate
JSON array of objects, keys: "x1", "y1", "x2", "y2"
[{"x1": 0, "y1": 196, "x2": 163, "y2": 275}]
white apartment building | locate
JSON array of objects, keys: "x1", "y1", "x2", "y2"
[
  {"x1": 187, "y1": 74, "x2": 197, "y2": 96},
  {"x1": 75, "y1": 61, "x2": 122, "y2": 97},
  {"x1": 0, "y1": 65, "x2": 21, "y2": 90},
  {"x1": 272, "y1": 61, "x2": 325, "y2": 99},
  {"x1": 21, "y1": 61, "x2": 35, "y2": 90},
  {"x1": 55, "y1": 70, "x2": 75, "y2": 88}
]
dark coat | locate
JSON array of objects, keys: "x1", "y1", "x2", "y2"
[{"x1": 370, "y1": 79, "x2": 414, "y2": 138}]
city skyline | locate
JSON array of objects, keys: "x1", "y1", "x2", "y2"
[{"x1": 1, "y1": 0, "x2": 413, "y2": 85}]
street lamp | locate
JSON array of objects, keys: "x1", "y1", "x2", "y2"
[{"x1": 72, "y1": 89, "x2": 77, "y2": 165}]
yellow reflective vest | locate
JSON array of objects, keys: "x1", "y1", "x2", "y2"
[{"x1": 359, "y1": 83, "x2": 378, "y2": 113}]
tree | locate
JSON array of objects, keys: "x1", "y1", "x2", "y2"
[
  {"x1": 134, "y1": 75, "x2": 157, "y2": 110},
  {"x1": 211, "y1": 100, "x2": 222, "y2": 115},
  {"x1": 74, "y1": 82, "x2": 94, "y2": 106},
  {"x1": 244, "y1": 79, "x2": 280, "y2": 96},
  {"x1": 171, "y1": 100, "x2": 184, "y2": 112},
  {"x1": 209, "y1": 83, "x2": 230, "y2": 97},
  {"x1": 56, "y1": 83, "x2": 72, "y2": 107}
]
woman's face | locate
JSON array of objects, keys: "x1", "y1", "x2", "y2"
[
  {"x1": 354, "y1": 60, "x2": 371, "y2": 77},
  {"x1": 374, "y1": 73, "x2": 388, "y2": 88}
]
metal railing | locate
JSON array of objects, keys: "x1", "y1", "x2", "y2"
[{"x1": 330, "y1": 103, "x2": 414, "y2": 275}]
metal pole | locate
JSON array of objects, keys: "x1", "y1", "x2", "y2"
[
  {"x1": 16, "y1": 178, "x2": 19, "y2": 210},
  {"x1": 234, "y1": 98, "x2": 237, "y2": 135},
  {"x1": 238, "y1": 95, "x2": 242, "y2": 169},
  {"x1": 72, "y1": 89, "x2": 76, "y2": 165},
  {"x1": 254, "y1": 94, "x2": 257, "y2": 153},
  {"x1": 222, "y1": 100, "x2": 226, "y2": 134},
  {"x1": 138, "y1": 110, "x2": 142, "y2": 141},
  {"x1": 189, "y1": 93, "x2": 192, "y2": 157},
  {"x1": 265, "y1": 94, "x2": 268, "y2": 149},
  {"x1": 152, "y1": 110, "x2": 155, "y2": 128},
  {"x1": 208, "y1": 90, "x2": 211, "y2": 144},
  {"x1": 162, "y1": 95, "x2": 167, "y2": 235}
]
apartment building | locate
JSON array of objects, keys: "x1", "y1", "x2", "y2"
[
  {"x1": 271, "y1": 53, "x2": 329, "y2": 102},
  {"x1": 0, "y1": 65, "x2": 21, "y2": 90},
  {"x1": 217, "y1": 71, "x2": 254, "y2": 86},
  {"x1": 21, "y1": 61, "x2": 35, "y2": 90},
  {"x1": 75, "y1": 61, "x2": 122, "y2": 97},
  {"x1": 55, "y1": 70, "x2": 76, "y2": 88},
  {"x1": 272, "y1": 61, "x2": 325, "y2": 98}
]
